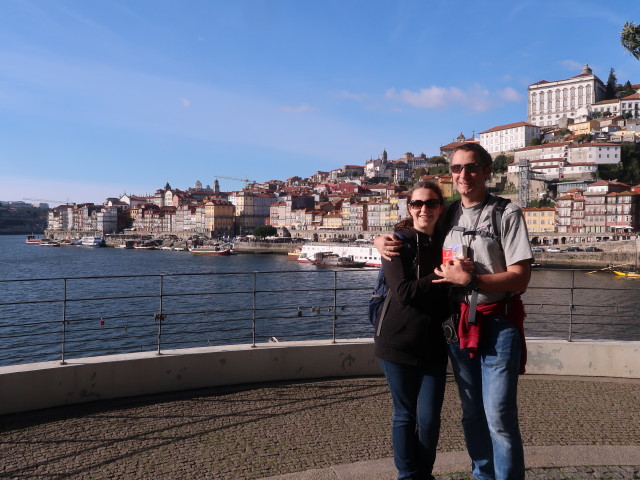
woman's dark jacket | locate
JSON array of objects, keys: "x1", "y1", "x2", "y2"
[{"x1": 374, "y1": 228, "x2": 449, "y2": 366}]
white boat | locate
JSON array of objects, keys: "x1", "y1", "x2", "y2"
[
  {"x1": 297, "y1": 242, "x2": 381, "y2": 267},
  {"x1": 80, "y1": 236, "x2": 105, "y2": 247},
  {"x1": 39, "y1": 240, "x2": 60, "y2": 247}
]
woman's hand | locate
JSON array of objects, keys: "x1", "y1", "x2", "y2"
[{"x1": 374, "y1": 234, "x2": 403, "y2": 261}]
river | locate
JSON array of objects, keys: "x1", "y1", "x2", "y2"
[{"x1": 0, "y1": 235, "x2": 638, "y2": 366}]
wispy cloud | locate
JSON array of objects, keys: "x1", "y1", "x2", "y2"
[
  {"x1": 385, "y1": 84, "x2": 516, "y2": 112},
  {"x1": 337, "y1": 90, "x2": 368, "y2": 101},
  {"x1": 180, "y1": 97, "x2": 191, "y2": 108},
  {"x1": 279, "y1": 104, "x2": 314, "y2": 114},
  {"x1": 559, "y1": 59, "x2": 584, "y2": 71},
  {"x1": 497, "y1": 87, "x2": 521, "y2": 102}
]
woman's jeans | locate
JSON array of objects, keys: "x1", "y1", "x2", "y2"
[
  {"x1": 448, "y1": 315, "x2": 525, "y2": 480},
  {"x1": 380, "y1": 359, "x2": 447, "y2": 480}
]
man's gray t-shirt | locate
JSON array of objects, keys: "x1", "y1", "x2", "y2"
[{"x1": 443, "y1": 195, "x2": 533, "y2": 304}]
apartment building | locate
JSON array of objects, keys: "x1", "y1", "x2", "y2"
[
  {"x1": 568, "y1": 143, "x2": 621, "y2": 165},
  {"x1": 583, "y1": 181, "x2": 635, "y2": 234},
  {"x1": 556, "y1": 188, "x2": 589, "y2": 234},
  {"x1": 204, "y1": 199, "x2": 235, "y2": 237},
  {"x1": 479, "y1": 121, "x2": 540, "y2": 155},
  {"x1": 341, "y1": 200, "x2": 367, "y2": 232},
  {"x1": 567, "y1": 119, "x2": 600, "y2": 136},
  {"x1": 229, "y1": 191, "x2": 278, "y2": 235},
  {"x1": 522, "y1": 207, "x2": 556, "y2": 233}
]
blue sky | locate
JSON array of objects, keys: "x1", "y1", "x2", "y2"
[{"x1": 1, "y1": 0, "x2": 639, "y2": 204}]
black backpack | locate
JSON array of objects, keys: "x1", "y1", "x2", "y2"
[{"x1": 368, "y1": 231, "x2": 412, "y2": 329}]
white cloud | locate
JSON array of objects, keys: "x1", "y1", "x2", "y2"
[
  {"x1": 337, "y1": 90, "x2": 368, "y2": 101},
  {"x1": 279, "y1": 104, "x2": 314, "y2": 114},
  {"x1": 559, "y1": 59, "x2": 584, "y2": 71},
  {"x1": 497, "y1": 87, "x2": 521, "y2": 102},
  {"x1": 385, "y1": 84, "x2": 498, "y2": 112},
  {"x1": 180, "y1": 97, "x2": 191, "y2": 107}
]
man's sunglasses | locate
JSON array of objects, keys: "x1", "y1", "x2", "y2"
[
  {"x1": 450, "y1": 162, "x2": 483, "y2": 174},
  {"x1": 409, "y1": 199, "x2": 442, "y2": 210}
]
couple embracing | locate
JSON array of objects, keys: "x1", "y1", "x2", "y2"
[{"x1": 374, "y1": 142, "x2": 533, "y2": 480}]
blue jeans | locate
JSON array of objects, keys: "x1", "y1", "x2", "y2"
[
  {"x1": 380, "y1": 359, "x2": 447, "y2": 480},
  {"x1": 448, "y1": 315, "x2": 525, "y2": 480}
]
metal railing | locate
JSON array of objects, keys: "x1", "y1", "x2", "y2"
[{"x1": 0, "y1": 269, "x2": 638, "y2": 367}]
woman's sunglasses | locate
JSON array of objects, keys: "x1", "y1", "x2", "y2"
[
  {"x1": 409, "y1": 199, "x2": 442, "y2": 210},
  {"x1": 450, "y1": 162, "x2": 483, "y2": 174}
]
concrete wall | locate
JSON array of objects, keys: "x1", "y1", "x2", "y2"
[{"x1": 0, "y1": 339, "x2": 638, "y2": 415}]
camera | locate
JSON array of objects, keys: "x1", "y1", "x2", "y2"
[{"x1": 442, "y1": 314, "x2": 459, "y2": 344}]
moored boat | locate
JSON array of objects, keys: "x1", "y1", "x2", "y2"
[
  {"x1": 80, "y1": 236, "x2": 105, "y2": 247},
  {"x1": 25, "y1": 235, "x2": 42, "y2": 245},
  {"x1": 612, "y1": 269, "x2": 640, "y2": 277},
  {"x1": 39, "y1": 240, "x2": 60, "y2": 247},
  {"x1": 297, "y1": 242, "x2": 380, "y2": 267},
  {"x1": 189, "y1": 245, "x2": 233, "y2": 255},
  {"x1": 311, "y1": 252, "x2": 366, "y2": 268},
  {"x1": 287, "y1": 248, "x2": 301, "y2": 260}
]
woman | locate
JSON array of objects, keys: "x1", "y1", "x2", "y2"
[{"x1": 374, "y1": 181, "x2": 449, "y2": 480}]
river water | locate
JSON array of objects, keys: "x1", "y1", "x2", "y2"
[{"x1": 0, "y1": 235, "x2": 638, "y2": 366}]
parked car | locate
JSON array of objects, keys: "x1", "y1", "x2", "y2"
[
  {"x1": 585, "y1": 246, "x2": 602, "y2": 252},
  {"x1": 547, "y1": 247, "x2": 562, "y2": 253},
  {"x1": 565, "y1": 246, "x2": 583, "y2": 252},
  {"x1": 532, "y1": 247, "x2": 545, "y2": 252}
]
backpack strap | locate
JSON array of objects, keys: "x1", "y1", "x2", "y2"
[
  {"x1": 490, "y1": 197, "x2": 511, "y2": 249},
  {"x1": 443, "y1": 200, "x2": 460, "y2": 234}
]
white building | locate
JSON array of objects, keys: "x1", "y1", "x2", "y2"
[
  {"x1": 568, "y1": 143, "x2": 621, "y2": 165},
  {"x1": 479, "y1": 121, "x2": 540, "y2": 155},
  {"x1": 528, "y1": 64, "x2": 606, "y2": 127}
]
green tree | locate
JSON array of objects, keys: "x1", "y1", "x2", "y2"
[
  {"x1": 618, "y1": 81, "x2": 636, "y2": 98},
  {"x1": 492, "y1": 154, "x2": 511, "y2": 173},
  {"x1": 427, "y1": 155, "x2": 446, "y2": 166},
  {"x1": 606, "y1": 68, "x2": 618, "y2": 99},
  {"x1": 529, "y1": 199, "x2": 555, "y2": 208},
  {"x1": 529, "y1": 137, "x2": 542, "y2": 146},
  {"x1": 413, "y1": 167, "x2": 427, "y2": 179},
  {"x1": 252, "y1": 225, "x2": 277, "y2": 238},
  {"x1": 621, "y1": 21, "x2": 640, "y2": 60}
]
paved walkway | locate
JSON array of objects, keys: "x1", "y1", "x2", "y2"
[{"x1": 0, "y1": 375, "x2": 638, "y2": 480}]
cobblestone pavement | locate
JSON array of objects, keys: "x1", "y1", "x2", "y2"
[{"x1": 0, "y1": 375, "x2": 638, "y2": 480}]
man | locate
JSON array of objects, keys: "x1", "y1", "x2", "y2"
[{"x1": 376, "y1": 143, "x2": 532, "y2": 480}]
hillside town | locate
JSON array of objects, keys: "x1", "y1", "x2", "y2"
[{"x1": 25, "y1": 64, "x2": 640, "y2": 245}]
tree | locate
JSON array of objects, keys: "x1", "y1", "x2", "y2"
[
  {"x1": 606, "y1": 68, "x2": 618, "y2": 99},
  {"x1": 492, "y1": 154, "x2": 511, "y2": 173},
  {"x1": 618, "y1": 80, "x2": 636, "y2": 98},
  {"x1": 621, "y1": 21, "x2": 640, "y2": 60},
  {"x1": 529, "y1": 137, "x2": 542, "y2": 146},
  {"x1": 413, "y1": 167, "x2": 427, "y2": 179},
  {"x1": 253, "y1": 225, "x2": 277, "y2": 238},
  {"x1": 428, "y1": 155, "x2": 446, "y2": 166}
]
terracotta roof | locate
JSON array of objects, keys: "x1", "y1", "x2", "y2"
[
  {"x1": 440, "y1": 139, "x2": 479, "y2": 149},
  {"x1": 479, "y1": 121, "x2": 537, "y2": 134},
  {"x1": 591, "y1": 98, "x2": 620, "y2": 105},
  {"x1": 515, "y1": 142, "x2": 570, "y2": 152},
  {"x1": 568, "y1": 142, "x2": 619, "y2": 148}
]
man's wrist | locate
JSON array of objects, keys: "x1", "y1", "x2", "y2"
[{"x1": 465, "y1": 273, "x2": 479, "y2": 291}]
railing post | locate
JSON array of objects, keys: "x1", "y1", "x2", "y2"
[
  {"x1": 61, "y1": 278, "x2": 67, "y2": 365},
  {"x1": 568, "y1": 270, "x2": 575, "y2": 342},
  {"x1": 155, "y1": 275, "x2": 165, "y2": 355},
  {"x1": 332, "y1": 271, "x2": 338, "y2": 343},
  {"x1": 252, "y1": 272, "x2": 257, "y2": 348}
]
